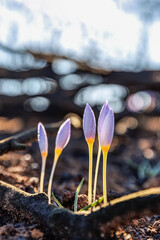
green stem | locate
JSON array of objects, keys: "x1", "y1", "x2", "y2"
[
  {"x1": 93, "y1": 142, "x2": 101, "y2": 203},
  {"x1": 52, "y1": 192, "x2": 64, "y2": 208},
  {"x1": 102, "y1": 150, "x2": 108, "y2": 206},
  {"x1": 79, "y1": 196, "x2": 103, "y2": 212},
  {"x1": 74, "y1": 178, "x2": 84, "y2": 212}
]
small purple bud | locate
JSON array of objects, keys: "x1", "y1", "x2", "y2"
[
  {"x1": 100, "y1": 109, "x2": 114, "y2": 151},
  {"x1": 83, "y1": 103, "x2": 96, "y2": 144},
  {"x1": 38, "y1": 122, "x2": 48, "y2": 157},
  {"x1": 98, "y1": 101, "x2": 110, "y2": 138},
  {"x1": 55, "y1": 119, "x2": 71, "y2": 150}
]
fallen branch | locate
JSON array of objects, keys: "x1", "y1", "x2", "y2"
[
  {"x1": 0, "y1": 121, "x2": 62, "y2": 156},
  {"x1": 0, "y1": 180, "x2": 83, "y2": 239},
  {"x1": 28, "y1": 51, "x2": 111, "y2": 75},
  {"x1": 0, "y1": 180, "x2": 160, "y2": 239}
]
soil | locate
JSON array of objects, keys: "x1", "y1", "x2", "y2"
[{"x1": 0, "y1": 114, "x2": 160, "y2": 239}]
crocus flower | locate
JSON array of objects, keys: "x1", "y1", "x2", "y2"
[
  {"x1": 37, "y1": 122, "x2": 48, "y2": 193},
  {"x1": 48, "y1": 118, "x2": 71, "y2": 204},
  {"x1": 99, "y1": 109, "x2": 114, "y2": 152},
  {"x1": 99, "y1": 107, "x2": 114, "y2": 206},
  {"x1": 55, "y1": 118, "x2": 71, "y2": 157},
  {"x1": 83, "y1": 103, "x2": 96, "y2": 145},
  {"x1": 98, "y1": 101, "x2": 110, "y2": 138},
  {"x1": 83, "y1": 103, "x2": 96, "y2": 205},
  {"x1": 93, "y1": 101, "x2": 110, "y2": 202},
  {"x1": 38, "y1": 122, "x2": 48, "y2": 158}
]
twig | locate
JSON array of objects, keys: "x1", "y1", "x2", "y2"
[
  {"x1": 28, "y1": 51, "x2": 111, "y2": 74},
  {"x1": 0, "y1": 122, "x2": 62, "y2": 156}
]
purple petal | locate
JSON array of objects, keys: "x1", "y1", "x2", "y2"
[
  {"x1": 100, "y1": 109, "x2": 114, "y2": 148},
  {"x1": 98, "y1": 101, "x2": 110, "y2": 137},
  {"x1": 55, "y1": 119, "x2": 71, "y2": 150},
  {"x1": 83, "y1": 103, "x2": 96, "y2": 142},
  {"x1": 37, "y1": 122, "x2": 48, "y2": 156}
]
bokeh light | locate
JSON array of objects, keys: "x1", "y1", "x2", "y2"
[
  {"x1": 24, "y1": 97, "x2": 50, "y2": 112},
  {"x1": 126, "y1": 91, "x2": 155, "y2": 112},
  {"x1": 74, "y1": 84, "x2": 128, "y2": 113}
]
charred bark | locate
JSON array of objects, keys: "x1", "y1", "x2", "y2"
[{"x1": 0, "y1": 180, "x2": 160, "y2": 239}]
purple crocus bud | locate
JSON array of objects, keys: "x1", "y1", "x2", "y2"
[
  {"x1": 38, "y1": 122, "x2": 48, "y2": 158},
  {"x1": 100, "y1": 109, "x2": 114, "y2": 152},
  {"x1": 83, "y1": 103, "x2": 96, "y2": 145},
  {"x1": 98, "y1": 101, "x2": 110, "y2": 138},
  {"x1": 55, "y1": 119, "x2": 71, "y2": 154}
]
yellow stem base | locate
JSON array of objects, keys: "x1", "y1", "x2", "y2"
[
  {"x1": 102, "y1": 149, "x2": 108, "y2": 206},
  {"x1": 87, "y1": 142, "x2": 93, "y2": 206},
  {"x1": 47, "y1": 151, "x2": 60, "y2": 204},
  {"x1": 40, "y1": 156, "x2": 46, "y2": 193},
  {"x1": 93, "y1": 142, "x2": 101, "y2": 203}
]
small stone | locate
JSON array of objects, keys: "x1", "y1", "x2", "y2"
[
  {"x1": 28, "y1": 177, "x2": 39, "y2": 185},
  {"x1": 31, "y1": 163, "x2": 39, "y2": 170},
  {"x1": 24, "y1": 154, "x2": 31, "y2": 161},
  {"x1": 124, "y1": 233, "x2": 132, "y2": 240},
  {"x1": 31, "y1": 229, "x2": 43, "y2": 238}
]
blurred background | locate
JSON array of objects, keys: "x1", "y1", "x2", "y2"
[
  {"x1": 0, "y1": 0, "x2": 160, "y2": 124},
  {"x1": 0, "y1": 0, "x2": 160, "y2": 195}
]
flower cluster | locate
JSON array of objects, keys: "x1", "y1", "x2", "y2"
[
  {"x1": 37, "y1": 101, "x2": 114, "y2": 206},
  {"x1": 83, "y1": 101, "x2": 114, "y2": 205},
  {"x1": 38, "y1": 119, "x2": 71, "y2": 203}
]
